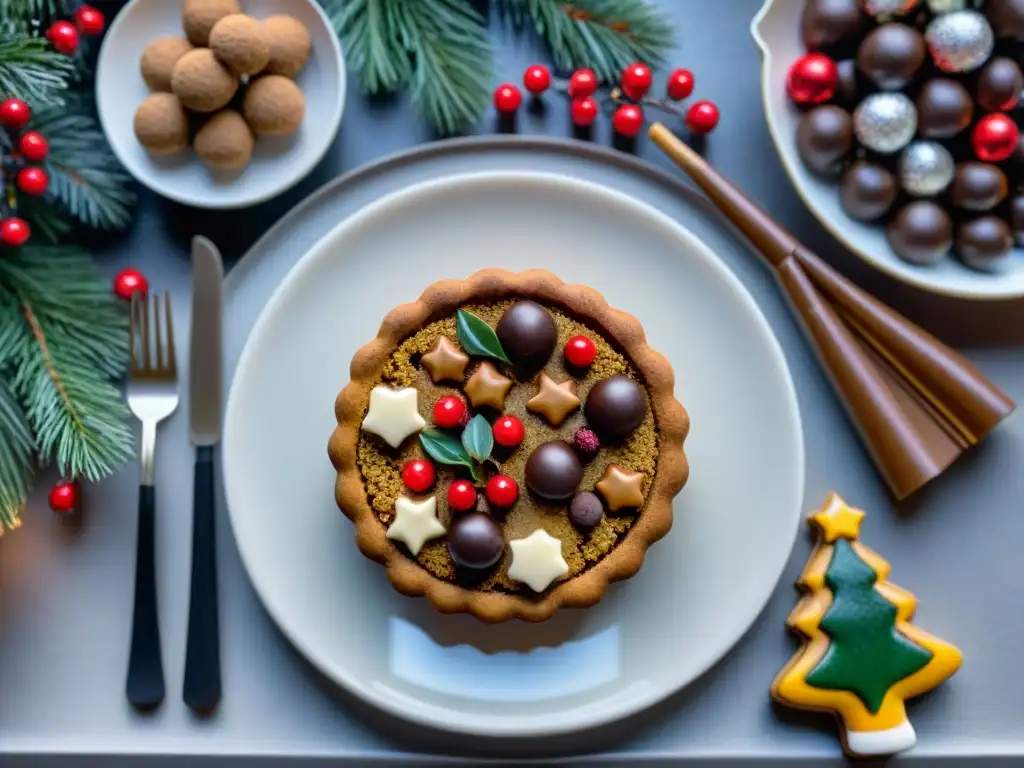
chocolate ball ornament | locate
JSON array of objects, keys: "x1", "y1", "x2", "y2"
[
  {"x1": 987, "y1": 0, "x2": 1024, "y2": 38},
  {"x1": 1012, "y1": 195, "x2": 1024, "y2": 247},
  {"x1": 898, "y1": 141, "x2": 955, "y2": 197},
  {"x1": 916, "y1": 78, "x2": 973, "y2": 138},
  {"x1": 886, "y1": 201, "x2": 953, "y2": 265},
  {"x1": 976, "y1": 57, "x2": 1023, "y2": 112},
  {"x1": 950, "y1": 162, "x2": 1008, "y2": 211},
  {"x1": 863, "y1": 0, "x2": 919, "y2": 15},
  {"x1": 495, "y1": 301, "x2": 557, "y2": 370},
  {"x1": 786, "y1": 53, "x2": 839, "y2": 105},
  {"x1": 447, "y1": 513, "x2": 505, "y2": 570},
  {"x1": 585, "y1": 375, "x2": 647, "y2": 439},
  {"x1": 525, "y1": 441, "x2": 583, "y2": 501},
  {"x1": 956, "y1": 217, "x2": 1013, "y2": 270},
  {"x1": 834, "y1": 59, "x2": 860, "y2": 104},
  {"x1": 853, "y1": 93, "x2": 917, "y2": 153},
  {"x1": 801, "y1": 0, "x2": 866, "y2": 50},
  {"x1": 569, "y1": 492, "x2": 605, "y2": 532},
  {"x1": 925, "y1": 10, "x2": 994, "y2": 73},
  {"x1": 840, "y1": 161, "x2": 898, "y2": 220},
  {"x1": 857, "y1": 23, "x2": 926, "y2": 90},
  {"x1": 797, "y1": 105, "x2": 853, "y2": 174}
]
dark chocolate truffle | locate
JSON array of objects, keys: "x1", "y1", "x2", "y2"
[
  {"x1": 956, "y1": 217, "x2": 1013, "y2": 270},
  {"x1": 857, "y1": 23, "x2": 926, "y2": 90},
  {"x1": 886, "y1": 201, "x2": 953, "y2": 266},
  {"x1": 1012, "y1": 195, "x2": 1024, "y2": 246},
  {"x1": 801, "y1": 0, "x2": 866, "y2": 50},
  {"x1": 569, "y1": 492, "x2": 604, "y2": 531},
  {"x1": 916, "y1": 79, "x2": 973, "y2": 138},
  {"x1": 988, "y1": 0, "x2": 1024, "y2": 38},
  {"x1": 447, "y1": 513, "x2": 505, "y2": 570},
  {"x1": 495, "y1": 300, "x2": 557, "y2": 370},
  {"x1": 950, "y1": 162, "x2": 1008, "y2": 211},
  {"x1": 976, "y1": 57, "x2": 1023, "y2": 112},
  {"x1": 524, "y1": 441, "x2": 583, "y2": 501},
  {"x1": 797, "y1": 105, "x2": 853, "y2": 174},
  {"x1": 840, "y1": 161, "x2": 898, "y2": 221},
  {"x1": 584, "y1": 374, "x2": 647, "y2": 440},
  {"x1": 834, "y1": 59, "x2": 860, "y2": 105}
]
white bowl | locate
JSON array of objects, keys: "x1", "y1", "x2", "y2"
[
  {"x1": 96, "y1": 0, "x2": 344, "y2": 209},
  {"x1": 752, "y1": 0, "x2": 1024, "y2": 301}
]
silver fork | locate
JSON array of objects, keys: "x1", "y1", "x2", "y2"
[{"x1": 125, "y1": 292, "x2": 179, "y2": 711}]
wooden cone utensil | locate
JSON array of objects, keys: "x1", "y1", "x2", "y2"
[{"x1": 649, "y1": 122, "x2": 1016, "y2": 500}]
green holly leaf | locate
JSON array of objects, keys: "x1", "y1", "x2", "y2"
[
  {"x1": 461, "y1": 414, "x2": 493, "y2": 462},
  {"x1": 456, "y1": 309, "x2": 510, "y2": 364},
  {"x1": 419, "y1": 428, "x2": 473, "y2": 469}
]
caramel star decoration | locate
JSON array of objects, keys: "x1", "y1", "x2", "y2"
[
  {"x1": 595, "y1": 464, "x2": 646, "y2": 512},
  {"x1": 526, "y1": 373, "x2": 580, "y2": 426},
  {"x1": 421, "y1": 335, "x2": 469, "y2": 384},
  {"x1": 811, "y1": 493, "x2": 866, "y2": 543},
  {"x1": 464, "y1": 362, "x2": 513, "y2": 410}
]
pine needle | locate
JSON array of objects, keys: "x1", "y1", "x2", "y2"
[
  {"x1": 0, "y1": 33, "x2": 73, "y2": 107},
  {"x1": 330, "y1": 0, "x2": 412, "y2": 94},
  {"x1": 0, "y1": 375, "x2": 34, "y2": 529}
]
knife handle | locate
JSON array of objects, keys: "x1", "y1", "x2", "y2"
[
  {"x1": 184, "y1": 445, "x2": 221, "y2": 715},
  {"x1": 126, "y1": 485, "x2": 166, "y2": 710}
]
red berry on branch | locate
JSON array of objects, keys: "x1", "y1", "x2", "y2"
[
  {"x1": 612, "y1": 104, "x2": 644, "y2": 137},
  {"x1": 493, "y1": 83, "x2": 522, "y2": 113},
  {"x1": 666, "y1": 68, "x2": 695, "y2": 101},
  {"x1": 971, "y1": 113, "x2": 1019, "y2": 162},
  {"x1": 113, "y1": 267, "x2": 148, "y2": 300},
  {"x1": 18, "y1": 131, "x2": 48, "y2": 162},
  {"x1": 448, "y1": 479, "x2": 477, "y2": 511},
  {"x1": 401, "y1": 458, "x2": 436, "y2": 493},
  {"x1": 621, "y1": 62, "x2": 653, "y2": 101},
  {"x1": 568, "y1": 68, "x2": 598, "y2": 98},
  {"x1": 686, "y1": 100, "x2": 720, "y2": 135},
  {"x1": 785, "y1": 53, "x2": 838, "y2": 106},
  {"x1": 0, "y1": 217, "x2": 30, "y2": 247},
  {"x1": 47, "y1": 20, "x2": 80, "y2": 55},
  {"x1": 75, "y1": 5, "x2": 106, "y2": 36},
  {"x1": 492, "y1": 414, "x2": 525, "y2": 447},
  {"x1": 48, "y1": 479, "x2": 80, "y2": 514},
  {"x1": 0, "y1": 98, "x2": 31, "y2": 129},
  {"x1": 485, "y1": 474, "x2": 519, "y2": 507},
  {"x1": 434, "y1": 394, "x2": 466, "y2": 428},
  {"x1": 523, "y1": 64, "x2": 551, "y2": 95},
  {"x1": 564, "y1": 335, "x2": 597, "y2": 367},
  {"x1": 16, "y1": 166, "x2": 48, "y2": 196},
  {"x1": 570, "y1": 96, "x2": 598, "y2": 127}
]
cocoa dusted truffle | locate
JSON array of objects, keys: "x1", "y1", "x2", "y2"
[
  {"x1": 886, "y1": 201, "x2": 953, "y2": 266},
  {"x1": 976, "y1": 57, "x2": 1023, "y2": 112},
  {"x1": 569, "y1": 492, "x2": 604, "y2": 532},
  {"x1": 857, "y1": 23, "x2": 926, "y2": 90},
  {"x1": 950, "y1": 162, "x2": 1008, "y2": 212},
  {"x1": 956, "y1": 217, "x2": 1013, "y2": 270},
  {"x1": 797, "y1": 105, "x2": 853, "y2": 174},
  {"x1": 916, "y1": 79, "x2": 973, "y2": 138},
  {"x1": 524, "y1": 441, "x2": 583, "y2": 501},
  {"x1": 802, "y1": 0, "x2": 866, "y2": 50},
  {"x1": 840, "y1": 161, "x2": 898, "y2": 221},
  {"x1": 495, "y1": 301, "x2": 557, "y2": 370},
  {"x1": 585, "y1": 374, "x2": 647, "y2": 440}
]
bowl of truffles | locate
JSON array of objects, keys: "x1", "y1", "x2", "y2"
[
  {"x1": 753, "y1": 0, "x2": 1024, "y2": 300},
  {"x1": 97, "y1": 0, "x2": 344, "y2": 209}
]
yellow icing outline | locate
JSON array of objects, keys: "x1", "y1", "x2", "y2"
[{"x1": 771, "y1": 494, "x2": 963, "y2": 749}]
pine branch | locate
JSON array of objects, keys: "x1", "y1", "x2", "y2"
[
  {"x1": 498, "y1": 0, "x2": 675, "y2": 83},
  {"x1": 0, "y1": 32, "x2": 74, "y2": 107},
  {"x1": 0, "y1": 376, "x2": 33, "y2": 530},
  {"x1": 1, "y1": 0, "x2": 79, "y2": 28},
  {"x1": 329, "y1": 0, "x2": 412, "y2": 95}
]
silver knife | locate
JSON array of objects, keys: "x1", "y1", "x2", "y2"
[{"x1": 184, "y1": 235, "x2": 223, "y2": 715}]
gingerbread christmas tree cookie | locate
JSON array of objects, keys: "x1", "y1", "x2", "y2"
[{"x1": 771, "y1": 494, "x2": 963, "y2": 759}]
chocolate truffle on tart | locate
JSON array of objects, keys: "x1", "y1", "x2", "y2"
[{"x1": 328, "y1": 269, "x2": 689, "y2": 623}]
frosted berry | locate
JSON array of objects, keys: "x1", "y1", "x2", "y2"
[
  {"x1": 621, "y1": 62, "x2": 653, "y2": 101},
  {"x1": 113, "y1": 268, "x2": 148, "y2": 300},
  {"x1": 564, "y1": 335, "x2": 597, "y2": 367},
  {"x1": 486, "y1": 474, "x2": 519, "y2": 507},
  {"x1": 612, "y1": 104, "x2": 644, "y2": 137},
  {"x1": 523, "y1": 64, "x2": 551, "y2": 94},
  {"x1": 573, "y1": 427, "x2": 600, "y2": 455},
  {"x1": 666, "y1": 68, "x2": 695, "y2": 101},
  {"x1": 0, "y1": 218, "x2": 30, "y2": 247},
  {"x1": 570, "y1": 96, "x2": 598, "y2": 127},
  {"x1": 0, "y1": 98, "x2": 30, "y2": 129},
  {"x1": 448, "y1": 479, "x2": 477, "y2": 511},
  {"x1": 494, "y1": 83, "x2": 523, "y2": 113},
  {"x1": 492, "y1": 414, "x2": 525, "y2": 447},
  {"x1": 401, "y1": 459, "x2": 436, "y2": 493},
  {"x1": 568, "y1": 68, "x2": 598, "y2": 98},
  {"x1": 16, "y1": 166, "x2": 48, "y2": 196},
  {"x1": 434, "y1": 395, "x2": 466, "y2": 428},
  {"x1": 48, "y1": 480, "x2": 79, "y2": 514},
  {"x1": 75, "y1": 5, "x2": 106, "y2": 36},
  {"x1": 686, "y1": 100, "x2": 719, "y2": 135},
  {"x1": 18, "y1": 131, "x2": 48, "y2": 162},
  {"x1": 47, "y1": 21, "x2": 80, "y2": 55}
]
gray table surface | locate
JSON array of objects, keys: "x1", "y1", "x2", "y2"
[{"x1": 2, "y1": 0, "x2": 1024, "y2": 765}]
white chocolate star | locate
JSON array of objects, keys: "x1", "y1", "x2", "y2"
[
  {"x1": 361, "y1": 386, "x2": 426, "y2": 448},
  {"x1": 386, "y1": 495, "x2": 446, "y2": 555},
  {"x1": 507, "y1": 529, "x2": 569, "y2": 592}
]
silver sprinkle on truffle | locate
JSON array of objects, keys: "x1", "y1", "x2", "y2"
[
  {"x1": 854, "y1": 93, "x2": 918, "y2": 154},
  {"x1": 899, "y1": 141, "x2": 956, "y2": 196},
  {"x1": 926, "y1": 10, "x2": 994, "y2": 73}
]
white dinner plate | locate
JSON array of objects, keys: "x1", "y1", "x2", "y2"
[{"x1": 222, "y1": 171, "x2": 805, "y2": 737}]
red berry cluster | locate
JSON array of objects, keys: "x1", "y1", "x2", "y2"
[
  {"x1": 493, "y1": 62, "x2": 720, "y2": 139},
  {"x1": 45, "y1": 5, "x2": 106, "y2": 56},
  {"x1": 0, "y1": 98, "x2": 50, "y2": 247}
]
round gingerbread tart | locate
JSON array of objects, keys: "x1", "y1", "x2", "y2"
[{"x1": 328, "y1": 269, "x2": 689, "y2": 623}]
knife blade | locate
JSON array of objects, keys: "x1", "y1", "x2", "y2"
[{"x1": 184, "y1": 235, "x2": 223, "y2": 715}]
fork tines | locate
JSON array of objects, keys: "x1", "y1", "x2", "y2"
[{"x1": 130, "y1": 292, "x2": 177, "y2": 377}]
